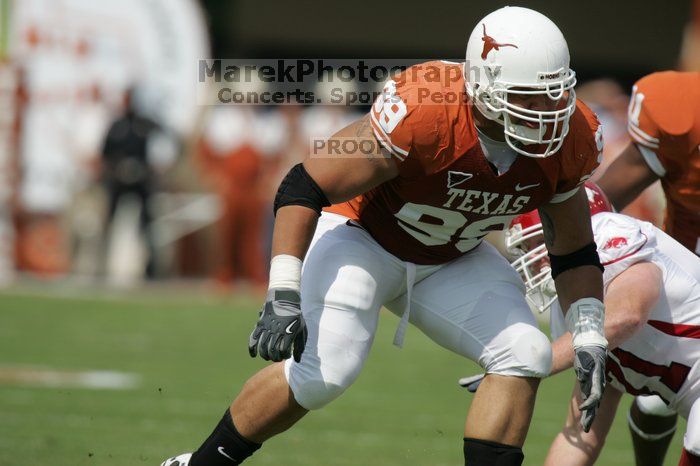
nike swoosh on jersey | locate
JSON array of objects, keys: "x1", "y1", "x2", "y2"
[{"x1": 514, "y1": 182, "x2": 540, "y2": 191}]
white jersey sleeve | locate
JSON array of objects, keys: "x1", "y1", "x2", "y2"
[
  {"x1": 549, "y1": 212, "x2": 654, "y2": 342},
  {"x1": 591, "y1": 212, "x2": 657, "y2": 290}
]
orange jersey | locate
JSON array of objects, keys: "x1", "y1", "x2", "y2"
[
  {"x1": 327, "y1": 61, "x2": 601, "y2": 264},
  {"x1": 627, "y1": 71, "x2": 700, "y2": 253}
]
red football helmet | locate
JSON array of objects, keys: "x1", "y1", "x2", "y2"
[{"x1": 506, "y1": 181, "x2": 612, "y2": 312}]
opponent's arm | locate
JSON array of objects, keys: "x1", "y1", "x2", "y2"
[
  {"x1": 249, "y1": 115, "x2": 398, "y2": 363},
  {"x1": 550, "y1": 261, "x2": 662, "y2": 374},
  {"x1": 543, "y1": 384, "x2": 623, "y2": 466},
  {"x1": 538, "y1": 187, "x2": 606, "y2": 432},
  {"x1": 596, "y1": 143, "x2": 660, "y2": 211}
]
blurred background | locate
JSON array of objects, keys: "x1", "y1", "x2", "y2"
[{"x1": 0, "y1": 0, "x2": 696, "y2": 290}]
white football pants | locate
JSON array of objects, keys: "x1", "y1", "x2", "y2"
[{"x1": 284, "y1": 213, "x2": 551, "y2": 410}]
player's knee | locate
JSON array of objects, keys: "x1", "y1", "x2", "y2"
[
  {"x1": 512, "y1": 329, "x2": 552, "y2": 377},
  {"x1": 290, "y1": 366, "x2": 358, "y2": 409},
  {"x1": 290, "y1": 380, "x2": 348, "y2": 410},
  {"x1": 484, "y1": 325, "x2": 552, "y2": 378},
  {"x1": 286, "y1": 350, "x2": 363, "y2": 410}
]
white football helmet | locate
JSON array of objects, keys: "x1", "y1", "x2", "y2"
[
  {"x1": 506, "y1": 182, "x2": 612, "y2": 313},
  {"x1": 464, "y1": 6, "x2": 577, "y2": 158}
]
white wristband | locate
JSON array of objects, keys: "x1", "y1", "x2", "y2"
[
  {"x1": 269, "y1": 254, "x2": 303, "y2": 292},
  {"x1": 565, "y1": 297, "x2": 608, "y2": 349}
]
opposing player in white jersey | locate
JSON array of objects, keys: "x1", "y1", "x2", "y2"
[{"x1": 505, "y1": 182, "x2": 700, "y2": 466}]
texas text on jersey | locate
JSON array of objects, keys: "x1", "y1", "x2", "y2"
[
  {"x1": 327, "y1": 61, "x2": 602, "y2": 264},
  {"x1": 627, "y1": 71, "x2": 700, "y2": 254}
]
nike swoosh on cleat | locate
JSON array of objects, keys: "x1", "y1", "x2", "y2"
[{"x1": 218, "y1": 446, "x2": 238, "y2": 462}]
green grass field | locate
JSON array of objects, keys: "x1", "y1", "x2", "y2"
[{"x1": 0, "y1": 290, "x2": 686, "y2": 465}]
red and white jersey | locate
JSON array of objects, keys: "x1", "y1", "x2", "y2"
[
  {"x1": 552, "y1": 212, "x2": 700, "y2": 418},
  {"x1": 327, "y1": 61, "x2": 602, "y2": 264},
  {"x1": 627, "y1": 71, "x2": 700, "y2": 254}
]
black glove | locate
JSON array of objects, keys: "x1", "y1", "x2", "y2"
[
  {"x1": 573, "y1": 345, "x2": 607, "y2": 432},
  {"x1": 248, "y1": 289, "x2": 307, "y2": 362}
]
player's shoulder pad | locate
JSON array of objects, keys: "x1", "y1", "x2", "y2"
[
  {"x1": 592, "y1": 212, "x2": 654, "y2": 272},
  {"x1": 633, "y1": 71, "x2": 698, "y2": 136},
  {"x1": 370, "y1": 61, "x2": 474, "y2": 172}
]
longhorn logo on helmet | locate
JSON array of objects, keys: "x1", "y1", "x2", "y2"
[{"x1": 481, "y1": 24, "x2": 518, "y2": 59}]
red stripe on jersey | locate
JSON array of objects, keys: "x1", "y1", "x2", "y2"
[
  {"x1": 611, "y1": 347, "x2": 691, "y2": 394},
  {"x1": 600, "y1": 233, "x2": 648, "y2": 266},
  {"x1": 606, "y1": 356, "x2": 658, "y2": 398},
  {"x1": 648, "y1": 319, "x2": 700, "y2": 339}
]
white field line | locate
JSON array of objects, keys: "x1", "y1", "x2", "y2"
[{"x1": 0, "y1": 366, "x2": 141, "y2": 390}]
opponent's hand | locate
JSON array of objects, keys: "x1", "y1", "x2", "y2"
[
  {"x1": 573, "y1": 344, "x2": 607, "y2": 432},
  {"x1": 248, "y1": 289, "x2": 307, "y2": 362},
  {"x1": 458, "y1": 374, "x2": 485, "y2": 393}
]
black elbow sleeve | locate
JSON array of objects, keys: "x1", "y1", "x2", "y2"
[
  {"x1": 273, "y1": 163, "x2": 331, "y2": 216},
  {"x1": 548, "y1": 242, "x2": 604, "y2": 280}
]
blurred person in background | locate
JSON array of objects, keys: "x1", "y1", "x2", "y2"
[
  {"x1": 299, "y1": 72, "x2": 364, "y2": 144},
  {"x1": 680, "y1": 0, "x2": 700, "y2": 71},
  {"x1": 256, "y1": 72, "x2": 365, "y2": 260},
  {"x1": 258, "y1": 103, "x2": 304, "y2": 266},
  {"x1": 67, "y1": 84, "x2": 117, "y2": 277},
  {"x1": 197, "y1": 80, "x2": 288, "y2": 288},
  {"x1": 101, "y1": 87, "x2": 161, "y2": 279}
]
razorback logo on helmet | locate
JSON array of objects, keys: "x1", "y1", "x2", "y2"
[
  {"x1": 604, "y1": 237, "x2": 628, "y2": 250},
  {"x1": 480, "y1": 24, "x2": 518, "y2": 59}
]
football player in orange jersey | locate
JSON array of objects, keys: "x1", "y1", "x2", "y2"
[
  {"x1": 598, "y1": 71, "x2": 700, "y2": 255},
  {"x1": 162, "y1": 7, "x2": 608, "y2": 466},
  {"x1": 595, "y1": 71, "x2": 700, "y2": 466}
]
